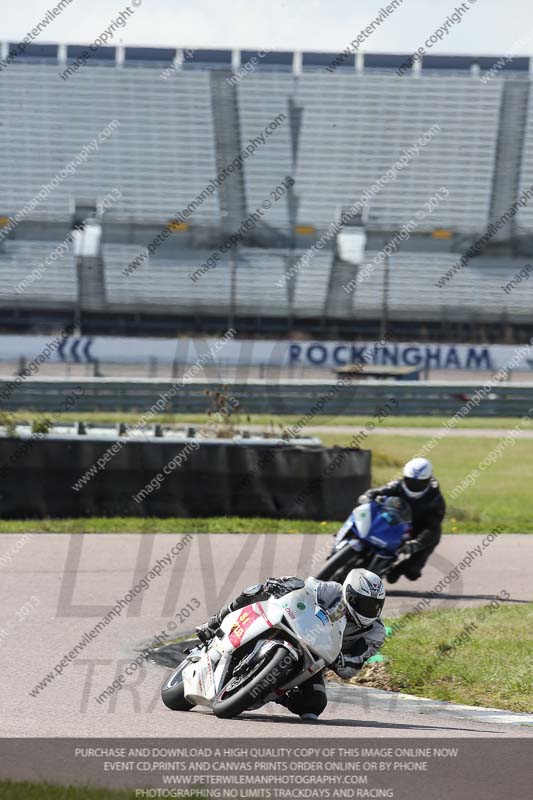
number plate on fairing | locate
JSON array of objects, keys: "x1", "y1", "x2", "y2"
[{"x1": 228, "y1": 607, "x2": 262, "y2": 647}]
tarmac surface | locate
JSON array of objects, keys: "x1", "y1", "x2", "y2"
[{"x1": 0, "y1": 532, "x2": 531, "y2": 739}]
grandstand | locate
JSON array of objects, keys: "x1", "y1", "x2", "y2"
[{"x1": 0, "y1": 45, "x2": 532, "y2": 341}]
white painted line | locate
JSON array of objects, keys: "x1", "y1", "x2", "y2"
[{"x1": 328, "y1": 684, "x2": 533, "y2": 726}]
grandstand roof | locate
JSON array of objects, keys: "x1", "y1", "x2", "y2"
[{"x1": 4, "y1": 44, "x2": 531, "y2": 73}]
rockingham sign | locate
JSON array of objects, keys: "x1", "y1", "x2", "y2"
[
  {"x1": 1, "y1": 335, "x2": 533, "y2": 373},
  {"x1": 285, "y1": 341, "x2": 495, "y2": 370}
]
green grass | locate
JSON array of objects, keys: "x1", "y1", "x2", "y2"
[
  {"x1": 2, "y1": 410, "x2": 530, "y2": 430},
  {"x1": 0, "y1": 781, "x2": 198, "y2": 800},
  {"x1": 382, "y1": 603, "x2": 533, "y2": 713},
  {"x1": 321, "y1": 432, "x2": 533, "y2": 533},
  {"x1": 0, "y1": 517, "x2": 337, "y2": 534}
]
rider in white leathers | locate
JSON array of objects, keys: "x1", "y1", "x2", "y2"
[{"x1": 196, "y1": 569, "x2": 386, "y2": 719}]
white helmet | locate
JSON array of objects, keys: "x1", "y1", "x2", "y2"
[
  {"x1": 342, "y1": 568, "x2": 385, "y2": 629},
  {"x1": 402, "y1": 457, "x2": 433, "y2": 498}
]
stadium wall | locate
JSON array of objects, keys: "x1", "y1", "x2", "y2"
[{"x1": 0, "y1": 335, "x2": 531, "y2": 372}]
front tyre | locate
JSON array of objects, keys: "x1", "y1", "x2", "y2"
[
  {"x1": 315, "y1": 546, "x2": 365, "y2": 583},
  {"x1": 161, "y1": 664, "x2": 194, "y2": 711},
  {"x1": 213, "y1": 645, "x2": 293, "y2": 719}
]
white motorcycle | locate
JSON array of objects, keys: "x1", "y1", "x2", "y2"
[{"x1": 161, "y1": 577, "x2": 346, "y2": 719}]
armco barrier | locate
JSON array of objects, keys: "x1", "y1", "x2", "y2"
[
  {"x1": 0, "y1": 436, "x2": 370, "y2": 520},
  {"x1": 0, "y1": 377, "x2": 533, "y2": 416}
]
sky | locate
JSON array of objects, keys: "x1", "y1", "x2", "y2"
[{"x1": 5, "y1": 0, "x2": 533, "y2": 57}]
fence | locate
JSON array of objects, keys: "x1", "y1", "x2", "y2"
[{"x1": 0, "y1": 378, "x2": 532, "y2": 416}]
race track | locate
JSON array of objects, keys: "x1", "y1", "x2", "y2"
[{"x1": 1, "y1": 532, "x2": 532, "y2": 739}]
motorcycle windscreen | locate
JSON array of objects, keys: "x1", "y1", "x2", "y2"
[
  {"x1": 364, "y1": 510, "x2": 407, "y2": 552},
  {"x1": 278, "y1": 583, "x2": 345, "y2": 666}
]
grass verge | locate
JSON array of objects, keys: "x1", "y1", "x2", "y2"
[
  {"x1": 2, "y1": 410, "x2": 531, "y2": 430},
  {"x1": 376, "y1": 603, "x2": 533, "y2": 713},
  {"x1": 321, "y1": 432, "x2": 533, "y2": 533},
  {"x1": 0, "y1": 517, "x2": 336, "y2": 534}
]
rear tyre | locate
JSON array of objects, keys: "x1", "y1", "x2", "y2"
[
  {"x1": 213, "y1": 645, "x2": 294, "y2": 719},
  {"x1": 161, "y1": 665, "x2": 194, "y2": 711},
  {"x1": 315, "y1": 547, "x2": 365, "y2": 583}
]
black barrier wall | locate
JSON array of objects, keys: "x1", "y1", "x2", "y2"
[{"x1": 0, "y1": 437, "x2": 370, "y2": 520}]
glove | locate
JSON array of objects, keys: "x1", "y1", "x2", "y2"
[
  {"x1": 360, "y1": 493, "x2": 384, "y2": 505},
  {"x1": 196, "y1": 616, "x2": 219, "y2": 644},
  {"x1": 400, "y1": 540, "x2": 420, "y2": 557},
  {"x1": 332, "y1": 653, "x2": 362, "y2": 679},
  {"x1": 264, "y1": 578, "x2": 287, "y2": 597},
  {"x1": 264, "y1": 577, "x2": 303, "y2": 597}
]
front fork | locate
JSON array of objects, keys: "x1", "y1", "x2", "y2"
[{"x1": 366, "y1": 553, "x2": 396, "y2": 577}]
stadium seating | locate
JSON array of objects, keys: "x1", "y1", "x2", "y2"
[
  {"x1": 352, "y1": 252, "x2": 533, "y2": 322},
  {"x1": 0, "y1": 56, "x2": 505, "y2": 235},
  {"x1": 292, "y1": 251, "x2": 333, "y2": 316},
  {"x1": 103, "y1": 244, "x2": 335, "y2": 318},
  {"x1": 237, "y1": 75, "x2": 293, "y2": 227},
  {"x1": 0, "y1": 65, "x2": 219, "y2": 224},
  {"x1": 0, "y1": 240, "x2": 76, "y2": 307},
  {"x1": 104, "y1": 245, "x2": 295, "y2": 317},
  {"x1": 103, "y1": 245, "x2": 232, "y2": 314},
  {"x1": 1, "y1": 46, "x2": 532, "y2": 334},
  {"x1": 234, "y1": 249, "x2": 289, "y2": 316},
  {"x1": 293, "y1": 73, "x2": 503, "y2": 233},
  {"x1": 515, "y1": 82, "x2": 533, "y2": 232}
]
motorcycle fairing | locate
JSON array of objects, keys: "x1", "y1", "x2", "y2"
[
  {"x1": 181, "y1": 579, "x2": 345, "y2": 708},
  {"x1": 337, "y1": 501, "x2": 408, "y2": 555}
]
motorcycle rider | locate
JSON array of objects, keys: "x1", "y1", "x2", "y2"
[
  {"x1": 360, "y1": 457, "x2": 445, "y2": 583},
  {"x1": 196, "y1": 568, "x2": 386, "y2": 720}
]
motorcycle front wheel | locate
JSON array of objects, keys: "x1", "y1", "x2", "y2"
[
  {"x1": 315, "y1": 547, "x2": 366, "y2": 583},
  {"x1": 213, "y1": 644, "x2": 293, "y2": 719},
  {"x1": 161, "y1": 663, "x2": 194, "y2": 711}
]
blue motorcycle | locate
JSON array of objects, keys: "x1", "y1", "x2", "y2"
[{"x1": 315, "y1": 496, "x2": 412, "y2": 583}]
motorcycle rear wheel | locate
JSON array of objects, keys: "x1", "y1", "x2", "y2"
[
  {"x1": 213, "y1": 645, "x2": 293, "y2": 719},
  {"x1": 315, "y1": 547, "x2": 366, "y2": 583}
]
